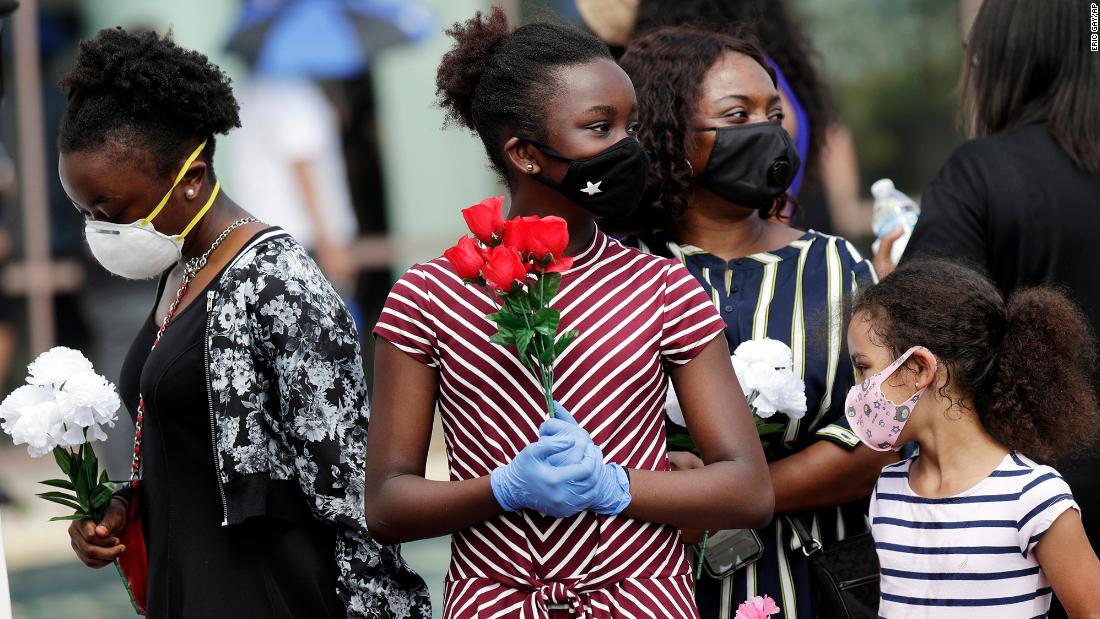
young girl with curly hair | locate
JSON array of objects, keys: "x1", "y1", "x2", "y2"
[{"x1": 848, "y1": 260, "x2": 1100, "y2": 617}]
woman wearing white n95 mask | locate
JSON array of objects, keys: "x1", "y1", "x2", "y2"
[{"x1": 58, "y1": 28, "x2": 428, "y2": 618}]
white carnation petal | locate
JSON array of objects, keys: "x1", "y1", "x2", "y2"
[
  {"x1": 26, "y1": 347, "x2": 94, "y2": 387},
  {"x1": 60, "y1": 424, "x2": 86, "y2": 447},
  {"x1": 0, "y1": 384, "x2": 54, "y2": 428},
  {"x1": 71, "y1": 406, "x2": 96, "y2": 427},
  {"x1": 87, "y1": 423, "x2": 109, "y2": 443},
  {"x1": 753, "y1": 405, "x2": 778, "y2": 419},
  {"x1": 665, "y1": 383, "x2": 687, "y2": 427},
  {"x1": 732, "y1": 338, "x2": 795, "y2": 369}
]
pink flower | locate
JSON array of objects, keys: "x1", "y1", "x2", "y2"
[{"x1": 734, "y1": 595, "x2": 781, "y2": 619}]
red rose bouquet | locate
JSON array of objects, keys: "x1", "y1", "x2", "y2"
[{"x1": 443, "y1": 196, "x2": 578, "y2": 418}]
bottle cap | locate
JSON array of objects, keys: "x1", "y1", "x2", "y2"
[{"x1": 870, "y1": 178, "x2": 895, "y2": 199}]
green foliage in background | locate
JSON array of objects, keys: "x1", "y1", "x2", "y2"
[
  {"x1": 525, "y1": 0, "x2": 967, "y2": 197},
  {"x1": 801, "y1": 0, "x2": 966, "y2": 194}
]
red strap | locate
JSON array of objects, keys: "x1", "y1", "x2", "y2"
[{"x1": 129, "y1": 277, "x2": 191, "y2": 485}]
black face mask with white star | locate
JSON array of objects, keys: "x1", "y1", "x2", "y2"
[{"x1": 523, "y1": 136, "x2": 650, "y2": 219}]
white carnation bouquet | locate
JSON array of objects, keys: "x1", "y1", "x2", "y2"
[
  {"x1": 664, "y1": 339, "x2": 808, "y2": 581},
  {"x1": 0, "y1": 347, "x2": 120, "y2": 523},
  {"x1": 666, "y1": 338, "x2": 807, "y2": 451}
]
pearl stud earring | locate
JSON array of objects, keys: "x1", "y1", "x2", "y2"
[
  {"x1": 526, "y1": 164, "x2": 534, "y2": 172},
  {"x1": 185, "y1": 188, "x2": 196, "y2": 198}
]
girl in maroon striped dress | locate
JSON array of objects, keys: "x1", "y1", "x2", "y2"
[{"x1": 365, "y1": 9, "x2": 772, "y2": 618}]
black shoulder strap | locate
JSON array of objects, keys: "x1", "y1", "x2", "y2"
[{"x1": 784, "y1": 515, "x2": 822, "y2": 556}]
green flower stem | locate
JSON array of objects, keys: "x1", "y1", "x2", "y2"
[
  {"x1": 695, "y1": 530, "x2": 710, "y2": 581},
  {"x1": 114, "y1": 561, "x2": 142, "y2": 613},
  {"x1": 525, "y1": 276, "x2": 556, "y2": 419},
  {"x1": 513, "y1": 290, "x2": 550, "y2": 417},
  {"x1": 541, "y1": 359, "x2": 554, "y2": 419}
]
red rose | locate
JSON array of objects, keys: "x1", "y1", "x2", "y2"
[
  {"x1": 502, "y1": 216, "x2": 536, "y2": 253},
  {"x1": 462, "y1": 196, "x2": 506, "y2": 246},
  {"x1": 443, "y1": 235, "x2": 486, "y2": 281},
  {"x1": 482, "y1": 245, "x2": 528, "y2": 293},
  {"x1": 523, "y1": 216, "x2": 569, "y2": 262},
  {"x1": 542, "y1": 256, "x2": 573, "y2": 273}
]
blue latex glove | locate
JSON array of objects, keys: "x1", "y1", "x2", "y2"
[
  {"x1": 490, "y1": 422, "x2": 600, "y2": 518},
  {"x1": 545, "y1": 402, "x2": 633, "y2": 516}
]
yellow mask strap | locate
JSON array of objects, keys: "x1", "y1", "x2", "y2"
[
  {"x1": 140, "y1": 138, "x2": 208, "y2": 226},
  {"x1": 176, "y1": 179, "x2": 221, "y2": 242}
]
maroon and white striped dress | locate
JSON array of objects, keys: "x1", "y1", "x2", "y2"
[{"x1": 374, "y1": 227, "x2": 725, "y2": 618}]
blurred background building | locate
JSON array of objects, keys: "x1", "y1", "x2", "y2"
[{"x1": 0, "y1": 0, "x2": 974, "y2": 616}]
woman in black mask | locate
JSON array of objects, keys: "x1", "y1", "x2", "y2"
[{"x1": 620, "y1": 28, "x2": 895, "y2": 619}]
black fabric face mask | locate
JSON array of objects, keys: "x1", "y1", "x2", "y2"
[
  {"x1": 524, "y1": 137, "x2": 651, "y2": 219},
  {"x1": 695, "y1": 123, "x2": 801, "y2": 210}
]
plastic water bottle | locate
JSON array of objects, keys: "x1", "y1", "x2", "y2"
[{"x1": 870, "y1": 179, "x2": 920, "y2": 266}]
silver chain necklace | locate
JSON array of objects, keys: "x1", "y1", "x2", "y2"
[
  {"x1": 158, "y1": 217, "x2": 259, "y2": 325},
  {"x1": 182, "y1": 216, "x2": 258, "y2": 280}
]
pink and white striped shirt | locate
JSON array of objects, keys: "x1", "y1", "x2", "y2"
[{"x1": 374, "y1": 228, "x2": 725, "y2": 618}]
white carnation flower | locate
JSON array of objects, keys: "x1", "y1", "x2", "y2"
[
  {"x1": 8, "y1": 398, "x2": 61, "y2": 457},
  {"x1": 57, "y1": 370, "x2": 120, "y2": 429},
  {"x1": 732, "y1": 338, "x2": 793, "y2": 370},
  {"x1": 738, "y1": 363, "x2": 787, "y2": 417},
  {"x1": 27, "y1": 346, "x2": 94, "y2": 388},
  {"x1": 0, "y1": 384, "x2": 54, "y2": 434},
  {"x1": 4, "y1": 350, "x2": 120, "y2": 454},
  {"x1": 665, "y1": 381, "x2": 687, "y2": 427},
  {"x1": 664, "y1": 339, "x2": 809, "y2": 429},
  {"x1": 732, "y1": 339, "x2": 808, "y2": 421},
  {"x1": 776, "y1": 373, "x2": 808, "y2": 419}
]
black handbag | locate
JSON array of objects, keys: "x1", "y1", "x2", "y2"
[{"x1": 786, "y1": 517, "x2": 881, "y2": 619}]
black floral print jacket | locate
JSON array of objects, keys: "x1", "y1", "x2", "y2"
[{"x1": 205, "y1": 229, "x2": 429, "y2": 618}]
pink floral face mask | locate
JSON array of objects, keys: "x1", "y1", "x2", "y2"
[{"x1": 845, "y1": 346, "x2": 936, "y2": 452}]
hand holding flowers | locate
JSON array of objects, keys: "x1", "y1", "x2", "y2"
[
  {"x1": 0, "y1": 347, "x2": 142, "y2": 610},
  {"x1": 490, "y1": 402, "x2": 630, "y2": 518}
]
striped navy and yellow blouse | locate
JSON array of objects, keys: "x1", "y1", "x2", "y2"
[{"x1": 632, "y1": 229, "x2": 878, "y2": 619}]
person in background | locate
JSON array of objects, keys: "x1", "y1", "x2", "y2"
[
  {"x1": 618, "y1": 27, "x2": 894, "y2": 619},
  {"x1": 849, "y1": 260, "x2": 1100, "y2": 617},
  {"x1": 231, "y1": 78, "x2": 360, "y2": 293},
  {"x1": 0, "y1": 0, "x2": 17, "y2": 514},
  {"x1": 367, "y1": 8, "x2": 773, "y2": 617},
  {"x1": 896, "y1": 4, "x2": 1100, "y2": 613},
  {"x1": 575, "y1": 0, "x2": 868, "y2": 238},
  {"x1": 57, "y1": 28, "x2": 428, "y2": 617},
  {"x1": 0, "y1": 142, "x2": 15, "y2": 392}
]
